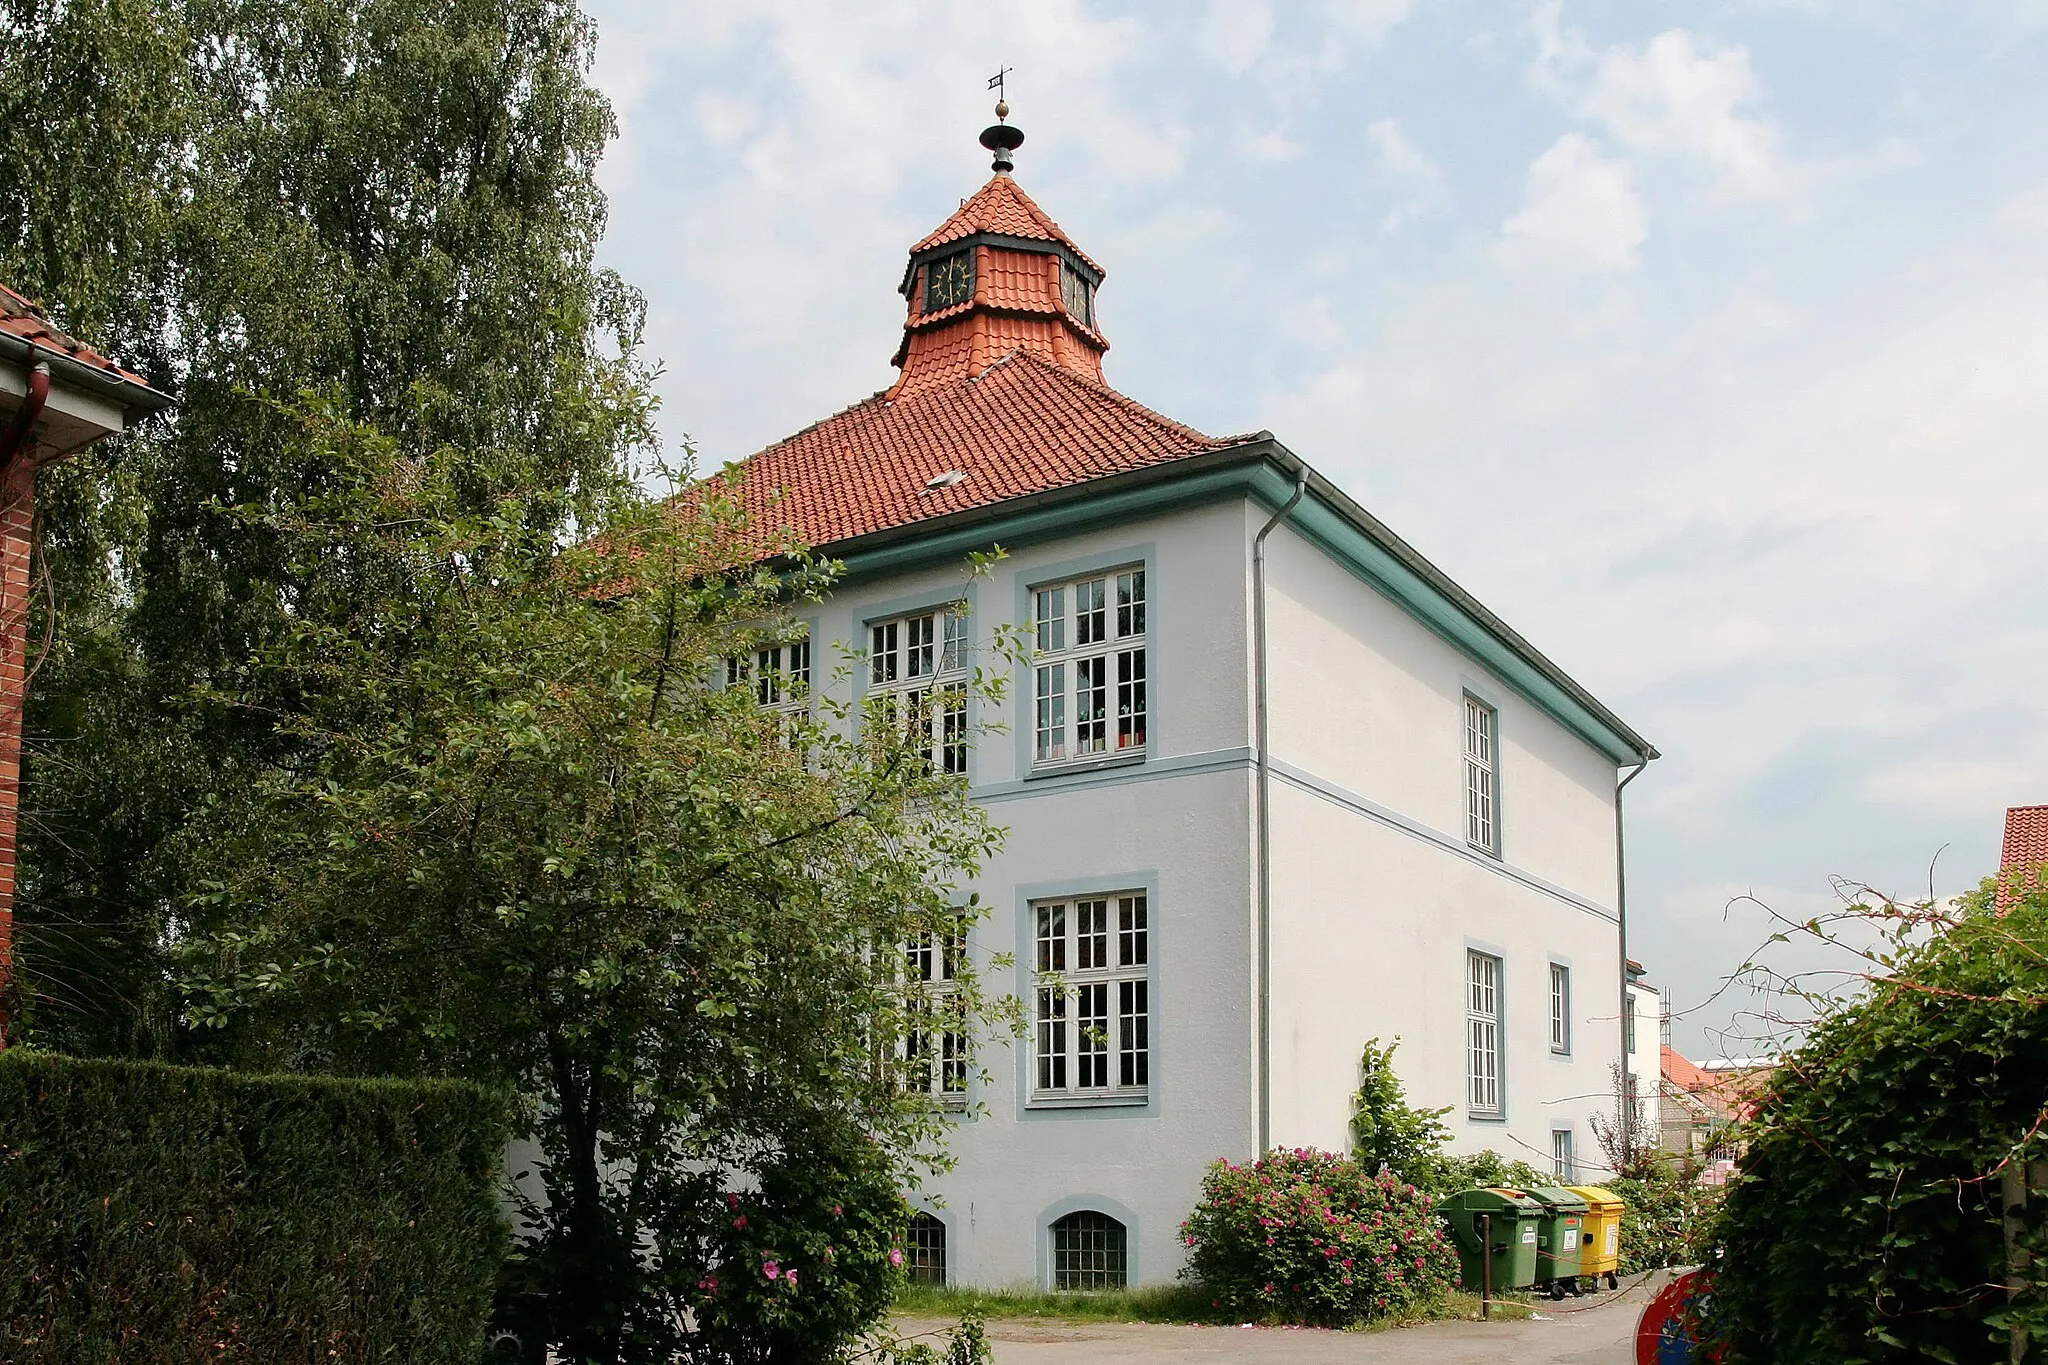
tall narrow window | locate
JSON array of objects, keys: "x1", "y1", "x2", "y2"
[
  {"x1": 868, "y1": 605, "x2": 969, "y2": 774},
  {"x1": 1467, "y1": 950, "x2": 1502, "y2": 1116},
  {"x1": 1033, "y1": 892, "x2": 1149, "y2": 1099},
  {"x1": 1549, "y1": 963, "x2": 1571, "y2": 1054},
  {"x1": 1464, "y1": 695, "x2": 1498, "y2": 853},
  {"x1": 1625, "y1": 991, "x2": 1638, "y2": 1055},
  {"x1": 1031, "y1": 568, "x2": 1146, "y2": 767},
  {"x1": 1551, "y1": 1128, "x2": 1576, "y2": 1183},
  {"x1": 905, "y1": 927, "x2": 968, "y2": 1105},
  {"x1": 1052, "y1": 1211, "x2": 1126, "y2": 1289}
]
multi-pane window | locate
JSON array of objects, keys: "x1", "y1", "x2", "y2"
[
  {"x1": 869, "y1": 605, "x2": 969, "y2": 774},
  {"x1": 1549, "y1": 963, "x2": 1571, "y2": 1054},
  {"x1": 1625, "y1": 991, "x2": 1638, "y2": 1055},
  {"x1": 725, "y1": 637, "x2": 811, "y2": 711},
  {"x1": 1059, "y1": 260, "x2": 1095, "y2": 328},
  {"x1": 1031, "y1": 569, "x2": 1147, "y2": 767},
  {"x1": 1464, "y1": 695, "x2": 1498, "y2": 853},
  {"x1": 1052, "y1": 1211, "x2": 1127, "y2": 1289},
  {"x1": 905, "y1": 929, "x2": 968, "y2": 1104},
  {"x1": 905, "y1": 1213, "x2": 947, "y2": 1286},
  {"x1": 1467, "y1": 950, "x2": 1502, "y2": 1115},
  {"x1": 1033, "y1": 893, "x2": 1149, "y2": 1098},
  {"x1": 1551, "y1": 1128, "x2": 1577, "y2": 1183}
]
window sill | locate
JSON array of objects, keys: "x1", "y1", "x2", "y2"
[
  {"x1": 1027, "y1": 1091, "x2": 1149, "y2": 1110},
  {"x1": 1025, "y1": 752, "x2": 1146, "y2": 782},
  {"x1": 1549, "y1": 1047, "x2": 1572, "y2": 1058},
  {"x1": 1467, "y1": 841, "x2": 1502, "y2": 860},
  {"x1": 1467, "y1": 1110, "x2": 1508, "y2": 1124}
]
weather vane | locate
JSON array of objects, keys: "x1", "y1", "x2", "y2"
[{"x1": 980, "y1": 68, "x2": 1023, "y2": 172}]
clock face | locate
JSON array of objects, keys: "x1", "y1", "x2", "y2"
[{"x1": 925, "y1": 250, "x2": 975, "y2": 311}]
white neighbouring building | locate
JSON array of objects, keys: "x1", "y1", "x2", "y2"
[{"x1": 720, "y1": 121, "x2": 1658, "y2": 1290}]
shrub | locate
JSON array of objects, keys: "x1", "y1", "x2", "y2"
[
  {"x1": 1429, "y1": 1150, "x2": 1548, "y2": 1197},
  {"x1": 681, "y1": 1125, "x2": 911, "y2": 1362},
  {"x1": 1707, "y1": 879, "x2": 2048, "y2": 1363},
  {"x1": 0, "y1": 1051, "x2": 510, "y2": 1364},
  {"x1": 1347, "y1": 1038, "x2": 1453, "y2": 1189},
  {"x1": 1607, "y1": 1166, "x2": 1721, "y2": 1273},
  {"x1": 1178, "y1": 1147, "x2": 1459, "y2": 1326}
]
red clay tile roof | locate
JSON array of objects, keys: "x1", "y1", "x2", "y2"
[
  {"x1": 1999, "y1": 804, "x2": 2048, "y2": 908},
  {"x1": 2001, "y1": 805, "x2": 2048, "y2": 872},
  {"x1": 911, "y1": 175, "x2": 1103, "y2": 275},
  {"x1": 0, "y1": 283, "x2": 151, "y2": 389},
  {"x1": 726, "y1": 347, "x2": 1248, "y2": 550}
]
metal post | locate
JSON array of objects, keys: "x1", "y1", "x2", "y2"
[{"x1": 1481, "y1": 1214, "x2": 1492, "y2": 1320}]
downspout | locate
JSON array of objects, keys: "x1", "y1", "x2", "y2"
[
  {"x1": 1615, "y1": 754, "x2": 1649, "y2": 1161},
  {"x1": 0, "y1": 362, "x2": 50, "y2": 469},
  {"x1": 1253, "y1": 467, "x2": 1307, "y2": 1156}
]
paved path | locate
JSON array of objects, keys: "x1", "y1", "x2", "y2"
[{"x1": 898, "y1": 1273, "x2": 1662, "y2": 1364}]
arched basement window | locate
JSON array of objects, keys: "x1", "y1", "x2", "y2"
[
  {"x1": 1051, "y1": 1210, "x2": 1127, "y2": 1289},
  {"x1": 906, "y1": 1211, "x2": 947, "y2": 1285}
]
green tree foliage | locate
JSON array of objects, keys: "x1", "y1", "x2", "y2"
[
  {"x1": 1347, "y1": 1037, "x2": 1453, "y2": 1188},
  {"x1": 0, "y1": 0, "x2": 645, "y2": 1055},
  {"x1": 0, "y1": 1051, "x2": 510, "y2": 1363},
  {"x1": 169, "y1": 409, "x2": 1011, "y2": 1361},
  {"x1": 1178, "y1": 1148, "x2": 1459, "y2": 1326},
  {"x1": 1708, "y1": 878, "x2": 2048, "y2": 1363}
]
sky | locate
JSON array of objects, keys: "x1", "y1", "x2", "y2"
[{"x1": 578, "y1": 0, "x2": 2048, "y2": 1056}]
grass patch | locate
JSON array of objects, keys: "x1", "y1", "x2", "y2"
[
  {"x1": 894, "y1": 1282, "x2": 1222, "y2": 1324},
  {"x1": 894, "y1": 1283, "x2": 1537, "y2": 1330}
]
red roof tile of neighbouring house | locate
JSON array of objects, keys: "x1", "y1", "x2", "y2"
[
  {"x1": 1998, "y1": 804, "x2": 2048, "y2": 909},
  {"x1": 725, "y1": 347, "x2": 1250, "y2": 551},
  {"x1": 910, "y1": 174, "x2": 1103, "y2": 275},
  {"x1": 0, "y1": 283, "x2": 152, "y2": 389}
]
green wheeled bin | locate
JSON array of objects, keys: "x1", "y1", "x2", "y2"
[
  {"x1": 1524, "y1": 1186, "x2": 1591, "y2": 1298},
  {"x1": 1436, "y1": 1187, "x2": 1543, "y2": 1296}
]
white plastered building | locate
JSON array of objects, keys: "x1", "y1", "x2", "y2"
[{"x1": 722, "y1": 130, "x2": 1658, "y2": 1289}]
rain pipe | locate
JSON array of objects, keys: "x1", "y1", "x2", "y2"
[
  {"x1": 0, "y1": 362, "x2": 49, "y2": 469},
  {"x1": 1253, "y1": 466, "x2": 1307, "y2": 1156},
  {"x1": 1615, "y1": 754, "x2": 1650, "y2": 1160}
]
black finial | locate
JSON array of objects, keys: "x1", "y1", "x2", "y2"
[{"x1": 980, "y1": 69, "x2": 1023, "y2": 173}]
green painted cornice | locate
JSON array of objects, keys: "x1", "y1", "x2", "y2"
[{"x1": 808, "y1": 436, "x2": 1656, "y2": 767}]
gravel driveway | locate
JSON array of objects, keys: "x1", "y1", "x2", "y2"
[{"x1": 897, "y1": 1272, "x2": 1664, "y2": 1364}]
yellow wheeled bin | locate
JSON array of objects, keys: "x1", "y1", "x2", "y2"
[{"x1": 1567, "y1": 1185, "x2": 1623, "y2": 1290}]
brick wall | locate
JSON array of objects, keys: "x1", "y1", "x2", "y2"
[{"x1": 0, "y1": 455, "x2": 32, "y2": 1032}]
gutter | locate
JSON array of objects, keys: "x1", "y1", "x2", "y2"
[
  {"x1": 1252, "y1": 468, "x2": 1306, "y2": 1156},
  {"x1": 0, "y1": 331, "x2": 174, "y2": 424}
]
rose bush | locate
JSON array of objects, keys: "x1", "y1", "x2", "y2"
[
  {"x1": 682, "y1": 1127, "x2": 910, "y2": 1362},
  {"x1": 1178, "y1": 1147, "x2": 1459, "y2": 1326}
]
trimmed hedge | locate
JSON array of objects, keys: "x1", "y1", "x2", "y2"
[{"x1": 0, "y1": 1052, "x2": 511, "y2": 1363}]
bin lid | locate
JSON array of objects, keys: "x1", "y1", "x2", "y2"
[
  {"x1": 1524, "y1": 1185, "x2": 1591, "y2": 1213},
  {"x1": 1437, "y1": 1186, "x2": 1542, "y2": 1215},
  {"x1": 1566, "y1": 1185, "x2": 1623, "y2": 1211}
]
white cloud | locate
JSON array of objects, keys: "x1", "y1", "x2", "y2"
[
  {"x1": 1532, "y1": 4, "x2": 1787, "y2": 196},
  {"x1": 1367, "y1": 118, "x2": 1444, "y2": 230},
  {"x1": 1200, "y1": 0, "x2": 1276, "y2": 75},
  {"x1": 1584, "y1": 30, "x2": 1783, "y2": 193},
  {"x1": 1499, "y1": 133, "x2": 1647, "y2": 268}
]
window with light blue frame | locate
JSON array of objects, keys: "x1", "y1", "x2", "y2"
[
  {"x1": 1028, "y1": 567, "x2": 1147, "y2": 769},
  {"x1": 867, "y1": 602, "x2": 969, "y2": 774},
  {"x1": 1031, "y1": 890, "x2": 1150, "y2": 1100}
]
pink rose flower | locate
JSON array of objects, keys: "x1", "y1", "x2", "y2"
[
  {"x1": 763, "y1": 1260, "x2": 780, "y2": 1280},
  {"x1": 733, "y1": 1216, "x2": 747, "y2": 1230},
  {"x1": 889, "y1": 1248, "x2": 904, "y2": 1267}
]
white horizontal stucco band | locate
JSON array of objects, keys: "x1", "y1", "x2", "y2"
[{"x1": 975, "y1": 743, "x2": 1616, "y2": 924}]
